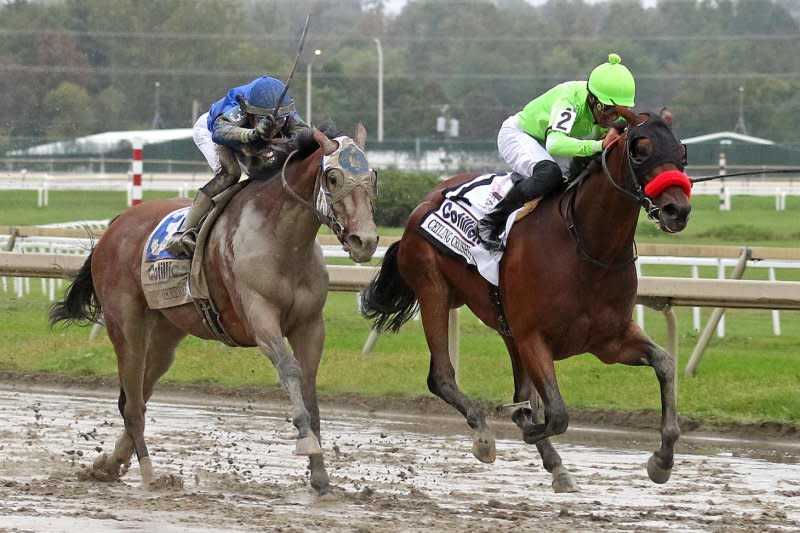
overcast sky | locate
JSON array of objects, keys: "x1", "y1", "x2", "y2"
[{"x1": 383, "y1": 0, "x2": 659, "y2": 15}]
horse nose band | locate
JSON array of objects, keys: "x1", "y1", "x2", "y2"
[{"x1": 644, "y1": 169, "x2": 692, "y2": 200}]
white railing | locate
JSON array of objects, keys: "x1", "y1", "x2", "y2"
[
  {"x1": 1, "y1": 251, "x2": 799, "y2": 377},
  {"x1": 1, "y1": 169, "x2": 799, "y2": 208}
]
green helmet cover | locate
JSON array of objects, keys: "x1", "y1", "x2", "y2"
[{"x1": 588, "y1": 53, "x2": 635, "y2": 107}]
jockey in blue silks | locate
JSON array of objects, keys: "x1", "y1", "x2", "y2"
[{"x1": 165, "y1": 76, "x2": 307, "y2": 256}]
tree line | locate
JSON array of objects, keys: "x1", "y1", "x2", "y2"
[{"x1": 2, "y1": 0, "x2": 799, "y2": 150}]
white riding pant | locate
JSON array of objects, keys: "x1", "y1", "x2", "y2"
[
  {"x1": 497, "y1": 113, "x2": 555, "y2": 178},
  {"x1": 193, "y1": 112, "x2": 220, "y2": 172}
]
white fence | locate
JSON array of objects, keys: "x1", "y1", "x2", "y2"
[
  {"x1": 3, "y1": 227, "x2": 799, "y2": 340},
  {"x1": 1, "y1": 168, "x2": 799, "y2": 208},
  {"x1": 1, "y1": 251, "x2": 799, "y2": 377}
]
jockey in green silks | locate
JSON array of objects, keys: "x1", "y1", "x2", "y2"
[{"x1": 478, "y1": 53, "x2": 636, "y2": 250}]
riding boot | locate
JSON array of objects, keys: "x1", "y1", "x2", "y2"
[
  {"x1": 163, "y1": 190, "x2": 214, "y2": 257},
  {"x1": 477, "y1": 161, "x2": 564, "y2": 251},
  {"x1": 477, "y1": 185, "x2": 527, "y2": 251}
]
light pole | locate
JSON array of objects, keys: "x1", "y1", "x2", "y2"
[
  {"x1": 305, "y1": 48, "x2": 322, "y2": 124},
  {"x1": 374, "y1": 38, "x2": 384, "y2": 142},
  {"x1": 151, "y1": 80, "x2": 164, "y2": 129},
  {"x1": 734, "y1": 86, "x2": 747, "y2": 135}
]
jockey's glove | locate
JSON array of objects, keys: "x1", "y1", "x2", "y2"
[{"x1": 252, "y1": 115, "x2": 277, "y2": 143}]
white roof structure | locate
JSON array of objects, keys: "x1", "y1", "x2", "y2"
[
  {"x1": 7, "y1": 128, "x2": 193, "y2": 156},
  {"x1": 681, "y1": 131, "x2": 775, "y2": 146}
]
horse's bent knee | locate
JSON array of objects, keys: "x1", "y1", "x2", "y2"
[{"x1": 547, "y1": 409, "x2": 569, "y2": 435}]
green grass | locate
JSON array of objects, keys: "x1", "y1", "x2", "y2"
[
  {"x1": 0, "y1": 190, "x2": 180, "y2": 225},
  {"x1": 635, "y1": 195, "x2": 800, "y2": 247},
  {"x1": 1, "y1": 190, "x2": 799, "y2": 427},
  {"x1": 3, "y1": 290, "x2": 799, "y2": 426}
]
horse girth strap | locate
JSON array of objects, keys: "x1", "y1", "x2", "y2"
[
  {"x1": 488, "y1": 284, "x2": 512, "y2": 337},
  {"x1": 188, "y1": 183, "x2": 248, "y2": 347},
  {"x1": 194, "y1": 298, "x2": 244, "y2": 347}
]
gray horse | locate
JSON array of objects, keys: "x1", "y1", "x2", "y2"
[{"x1": 50, "y1": 124, "x2": 378, "y2": 496}]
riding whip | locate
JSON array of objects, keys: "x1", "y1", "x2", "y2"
[
  {"x1": 691, "y1": 168, "x2": 800, "y2": 183},
  {"x1": 272, "y1": 13, "x2": 311, "y2": 119}
]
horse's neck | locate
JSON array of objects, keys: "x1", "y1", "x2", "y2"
[
  {"x1": 277, "y1": 153, "x2": 324, "y2": 244},
  {"x1": 570, "y1": 160, "x2": 640, "y2": 262},
  {"x1": 244, "y1": 152, "x2": 323, "y2": 255}
]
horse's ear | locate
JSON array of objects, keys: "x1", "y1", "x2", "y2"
[
  {"x1": 660, "y1": 107, "x2": 674, "y2": 127},
  {"x1": 354, "y1": 123, "x2": 367, "y2": 150},
  {"x1": 312, "y1": 127, "x2": 338, "y2": 155},
  {"x1": 616, "y1": 106, "x2": 643, "y2": 125}
]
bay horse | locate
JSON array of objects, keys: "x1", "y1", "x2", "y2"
[
  {"x1": 50, "y1": 124, "x2": 378, "y2": 496},
  {"x1": 361, "y1": 108, "x2": 691, "y2": 492}
]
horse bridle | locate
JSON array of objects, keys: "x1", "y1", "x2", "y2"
[
  {"x1": 280, "y1": 137, "x2": 377, "y2": 242},
  {"x1": 563, "y1": 119, "x2": 686, "y2": 269}
]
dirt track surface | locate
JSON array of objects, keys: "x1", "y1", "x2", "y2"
[{"x1": 0, "y1": 380, "x2": 797, "y2": 533}]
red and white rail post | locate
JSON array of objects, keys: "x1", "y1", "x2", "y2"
[{"x1": 131, "y1": 139, "x2": 143, "y2": 206}]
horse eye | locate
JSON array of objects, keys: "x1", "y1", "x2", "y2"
[
  {"x1": 327, "y1": 168, "x2": 344, "y2": 188},
  {"x1": 631, "y1": 139, "x2": 653, "y2": 164}
]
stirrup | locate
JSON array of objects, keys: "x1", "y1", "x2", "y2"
[
  {"x1": 477, "y1": 220, "x2": 505, "y2": 252},
  {"x1": 164, "y1": 231, "x2": 196, "y2": 257}
]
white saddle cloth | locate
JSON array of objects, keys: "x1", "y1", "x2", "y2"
[{"x1": 418, "y1": 172, "x2": 524, "y2": 286}]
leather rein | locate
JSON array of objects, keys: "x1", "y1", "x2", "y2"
[
  {"x1": 560, "y1": 132, "x2": 651, "y2": 270},
  {"x1": 280, "y1": 143, "x2": 376, "y2": 244}
]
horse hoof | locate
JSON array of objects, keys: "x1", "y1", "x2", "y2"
[
  {"x1": 472, "y1": 430, "x2": 496, "y2": 464},
  {"x1": 79, "y1": 453, "x2": 121, "y2": 482},
  {"x1": 315, "y1": 489, "x2": 337, "y2": 502},
  {"x1": 647, "y1": 454, "x2": 672, "y2": 484},
  {"x1": 551, "y1": 465, "x2": 579, "y2": 493},
  {"x1": 139, "y1": 456, "x2": 154, "y2": 485},
  {"x1": 148, "y1": 473, "x2": 185, "y2": 491},
  {"x1": 295, "y1": 435, "x2": 323, "y2": 456}
]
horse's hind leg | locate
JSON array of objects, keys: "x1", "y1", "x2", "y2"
[
  {"x1": 92, "y1": 311, "x2": 184, "y2": 486},
  {"x1": 596, "y1": 322, "x2": 680, "y2": 484},
  {"x1": 417, "y1": 293, "x2": 495, "y2": 463},
  {"x1": 286, "y1": 316, "x2": 331, "y2": 496},
  {"x1": 505, "y1": 338, "x2": 578, "y2": 493}
]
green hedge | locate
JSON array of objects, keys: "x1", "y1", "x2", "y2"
[{"x1": 374, "y1": 170, "x2": 441, "y2": 227}]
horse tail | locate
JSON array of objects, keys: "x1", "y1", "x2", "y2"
[
  {"x1": 49, "y1": 249, "x2": 101, "y2": 327},
  {"x1": 360, "y1": 241, "x2": 419, "y2": 333}
]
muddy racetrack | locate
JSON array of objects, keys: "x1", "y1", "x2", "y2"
[{"x1": 0, "y1": 377, "x2": 797, "y2": 533}]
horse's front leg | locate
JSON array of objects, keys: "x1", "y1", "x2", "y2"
[
  {"x1": 419, "y1": 296, "x2": 495, "y2": 463},
  {"x1": 505, "y1": 337, "x2": 578, "y2": 493},
  {"x1": 286, "y1": 314, "x2": 331, "y2": 496},
  {"x1": 249, "y1": 308, "x2": 322, "y2": 458},
  {"x1": 595, "y1": 321, "x2": 680, "y2": 484},
  {"x1": 514, "y1": 332, "x2": 570, "y2": 444}
]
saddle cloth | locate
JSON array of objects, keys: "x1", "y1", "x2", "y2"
[
  {"x1": 141, "y1": 208, "x2": 193, "y2": 309},
  {"x1": 418, "y1": 172, "x2": 534, "y2": 286}
]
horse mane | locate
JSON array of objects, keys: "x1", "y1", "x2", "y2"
[
  {"x1": 291, "y1": 122, "x2": 343, "y2": 159},
  {"x1": 567, "y1": 154, "x2": 599, "y2": 180},
  {"x1": 567, "y1": 118, "x2": 635, "y2": 180}
]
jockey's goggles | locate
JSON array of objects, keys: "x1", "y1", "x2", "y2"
[
  {"x1": 595, "y1": 101, "x2": 619, "y2": 115},
  {"x1": 244, "y1": 101, "x2": 296, "y2": 120}
]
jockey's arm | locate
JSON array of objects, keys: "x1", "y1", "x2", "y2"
[
  {"x1": 545, "y1": 130, "x2": 603, "y2": 158},
  {"x1": 211, "y1": 111, "x2": 265, "y2": 150}
]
